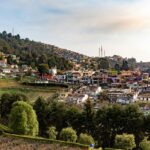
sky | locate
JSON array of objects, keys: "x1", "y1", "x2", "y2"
[{"x1": 0, "y1": 0, "x2": 150, "y2": 62}]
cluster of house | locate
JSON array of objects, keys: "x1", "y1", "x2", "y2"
[
  {"x1": 55, "y1": 69, "x2": 149, "y2": 87},
  {"x1": 1, "y1": 51, "x2": 150, "y2": 113},
  {"x1": 65, "y1": 85, "x2": 102, "y2": 105},
  {"x1": 54, "y1": 69, "x2": 150, "y2": 115},
  {"x1": 0, "y1": 58, "x2": 35, "y2": 78}
]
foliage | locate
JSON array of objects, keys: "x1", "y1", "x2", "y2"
[
  {"x1": 38, "y1": 64, "x2": 49, "y2": 75},
  {"x1": 47, "y1": 101, "x2": 67, "y2": 132},
  {"x1": 121, "y1": 60, "x2": 129, "y2": 71},
  {"x1": 3, "y1": 96, "x2": 148, "y2": 149},
  {"x1": 64, "y1": 106, "x2": 82, "y2": 134},
  {"x1": 60, "y1": 127, "x2": 77, "y2": 142},
  {"x1": 115, "y1": 134, "x2": 136, "y2": 150},
  {"x1": 0, "y1": 31, "x2": 73, "y2": 70},
  {"x1": 139, "y1": 140, "x2": 150, "y2": 150},
  {"x1": 78, "y1": 133, "x2": 95, "y2": 145},
  {"x1": 114, "y1": 64, "x2": 120, "y2": 72},
  {"x1": 98, "y1": 58, "x2": 109, "y2": 70},
  {"x1": 95, "y1": 104, "x2": 144, "y2": 148},
  {"x1": 82, "y1": 99, "x2": 95, "y2": 135},
  {"x1": 47, "y1": 126, "x2": 58, "y2": 140},
  {"x1": 9, "y1": 101, "x2": 39, "y2": 136},
  {"x1": 0, "y1": 123, "x2": 12, "y2": 133},
  {"x1": 0, "y1": 93, "x2": 28, "y2": 118},
  {"x1": 33, "y1": 97, "x2": 48, "y2": 136}
]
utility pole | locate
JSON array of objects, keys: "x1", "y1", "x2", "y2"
[
  {"x1": 12, "y1": 28, "x2": 14, "y2": 36},
  {"x1": 101, "y1": 45, "x2": 103, "y2": 57}
]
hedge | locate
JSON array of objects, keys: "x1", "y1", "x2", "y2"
[{"x1": 3, "y1": 133, "x2": 89, "y2": 149}]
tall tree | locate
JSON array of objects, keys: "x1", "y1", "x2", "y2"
[
  {"x1": 9, "y1": 101, "x2": 39, "y2": 136},
  {"x1": 122, "y1": 60, "x2": 129, "y2": 71},
  {"x1": 0, "y1": 93, "x2": 28, "y2": 118},
  {"x1": 33, "y1": 97, "x2": 47, "y2": 136},
  {"x1": 114, "y1": 63, "x2": 120, "y2": 72},
  {"x1": 98, "y1": 58, "x2": 109, "y2": 70},
  {"x1": 83, "y1": 99, "x2": 95, "y2": 135},
  {"x1": 38, "y1": 64, "x2": 49, "y2": 75}
]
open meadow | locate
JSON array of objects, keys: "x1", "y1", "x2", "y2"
[{"x1": 0, "y1": 78, "x2": 66, "y2": 101}]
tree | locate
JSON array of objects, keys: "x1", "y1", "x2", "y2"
[
  {"x1": 0, "y1": 93, "x2": 28, "y2": 118},
  {"x1": 122, "y1": 105, "x2": 144, "y2": 146},
  {"x1": 78, "y1": 133, "x2": 95, "y2": 145},
  {"x1": 38, "y1": 64, "x2": 49, "y2": 75},
  {"x1": 114, "y1": 63, "x2": 120, "y2": 72},
  {"x1": 33, "y1": 97, "x2": 47, "y2": 136},
  {"x1": 115, "y1": 134, "x2": 136, "y2": 150},
  {"x1": 9, "y1": 101, "x2": 39, "y2": 136},
  {"x1": 144, "y1": 114, "x2": 150, "y2": 138},
  {"x1": 83, "y1": 99, "x2": 95, "y2": 135},
  {"x1": 60, "y1": 127, "x2": 77, "y2": 142},
  {"x1": 38, "y1": 54, "x2": 48, "y2": 64},
  {"x1": 47, "y1": 101, "x2": 67, "y2": 132},
  {"x1": 7, "y1": 55, "x2": 14, "y2": 64},
  {"x1": 47, "y1": 126, "x2": 58, "y2": 140},
  {"x1": 14, "y1": 34, "x2": 20, "y2": 40},
  {"x1": 98, "y1": 91, "x2": 110, "y2": 103},
  {"x1": 95, "y1": 105, "x2": 125, "y2": 147},
  {"x1": 122, "y1": 60, "x2": 129, "y2": 71},
  {"x1": 64, "y1": 106, "x2": 82, "y2": 134},
  {"x1": 2, "y1": 31, "x2": 7, "y2": 38},
  {"x1": 98, "y1": 58, "x2": 109, "y2": 70},
  {"x1": 139, "y1": 140, "x2": 150, "y2": 150}
]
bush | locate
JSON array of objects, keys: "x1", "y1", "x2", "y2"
[
  {"x1": 115, "y1": 134, "x2": 136, "y2": 150},
  {"x1": 47, "y1": 126, "x2": 58, "y2": 140},
  {"x1": 139, "y1": 140, "x2": 150, "y2": 150},
  {"x1": 78, "y1": 133, "x2": 95, "y2": 145},
  {"x1": 9, "y1": 101, "x2": 39, "y2": 136},
  {"x1": 60, "y1": 127, "x2": 77, "y2": 142}
]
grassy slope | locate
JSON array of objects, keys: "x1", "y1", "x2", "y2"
[
  {"x1": 0, "y1": 137, "x2": 87, "y2": 150},
  {"x1": 0, "y1": 78, "x2": 65, "y2": 101},
  {"x1": 0, "y1": 133, "x2": 89, "y2": 150}
]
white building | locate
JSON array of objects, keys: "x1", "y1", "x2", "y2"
[
  {"x1": 66, "y1": 94, "x2": 88, "y2": 104},
  {"x1": 108, "y1": 88, "x2": 139, "y2": 104}
]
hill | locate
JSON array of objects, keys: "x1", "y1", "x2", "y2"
[{"x1": 0, "y1": 31, "x2": 87, "y2": 70}]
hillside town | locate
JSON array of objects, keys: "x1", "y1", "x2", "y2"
[{"x1": 1, "y1": 50, "x2": 150, "y2": 115}]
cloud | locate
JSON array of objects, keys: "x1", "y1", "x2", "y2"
[{"x1": 1, "y1": 0, "x2": 150, "y2": 61}]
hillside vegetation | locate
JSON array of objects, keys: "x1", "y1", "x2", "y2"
[{"x1": 0, "y1": 31, "x2": 86, "y2": 70}]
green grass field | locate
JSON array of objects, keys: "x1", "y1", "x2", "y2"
[{"x1": 0, "y1": 78, "x2": 66, "y2": 101}]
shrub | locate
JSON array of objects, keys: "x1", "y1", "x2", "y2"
[
  {"x1": 139, "y1": 140, "x2": 150, "y2": 150},
  {"x1": 115, "y1": 133, "x2": 136, "y2": 150},
  {"x1": 78, "y1": 133, "x2": 95, "y2": 145},
  {"x1": 60, "y1": 127, "x2": 77, "y2": 142},
  {"x1": 47, "y1": 126, "x2": 58, "y2": 140},
  {"x1": 9, "y1": 101, "x2": 39, "y2": 136}
]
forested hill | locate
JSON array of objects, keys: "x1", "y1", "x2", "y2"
[{"x1": 0, "y1": 31, "x2": 86, "y2": 70}]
